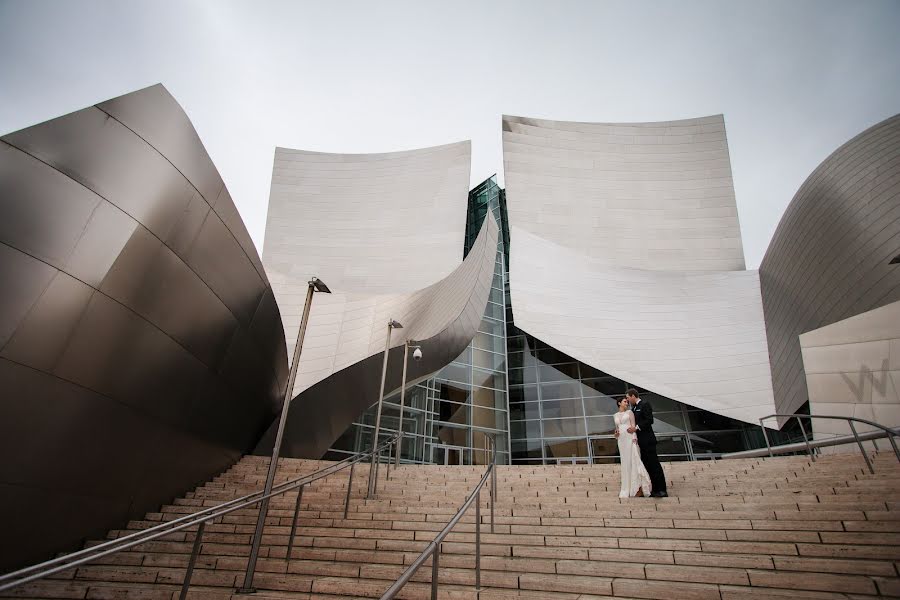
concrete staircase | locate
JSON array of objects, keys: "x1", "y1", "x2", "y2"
[{"x1": 4, "y1": 452, "x2": 900, "y2": 599}]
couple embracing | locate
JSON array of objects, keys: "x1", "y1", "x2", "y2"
[{"x1": 613, "y1": 389, "x2": 668, "y2": 498}]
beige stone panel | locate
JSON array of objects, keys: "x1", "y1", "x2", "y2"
[{"x1": 801, "y1": 299, "x2": 900, "y2": 449}]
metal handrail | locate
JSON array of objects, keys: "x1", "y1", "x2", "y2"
[
  {"x1": 754, "y1": 414, "x2": 900, "y2": 474},
  {"x1": 380, "y1": 435, "x2": 497, "y2": 600},
  {"x1": 0, "y1": 432, "x2": 401, "y2": 595},
  {"x1": 721, "y1": 428, "x2": 899, "y2": 460}
]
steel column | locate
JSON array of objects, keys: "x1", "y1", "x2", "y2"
[
  {"x1": 240, "y1": 280, "x2": 316, "y2": 593},
  {"x1": 368, "y1": 321, "x2": 395, "y2": 498},
  {"x1": 395, "y1": 343, "x2": 409, "y2": 467}
]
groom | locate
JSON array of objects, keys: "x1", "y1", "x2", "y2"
[{"x1": 626, "y1": 389, "x2": 668, "y2": 497}]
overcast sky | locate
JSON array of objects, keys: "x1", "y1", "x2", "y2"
[{"x1": 1, "y1": 0, "x2": 898, "y2": 268}]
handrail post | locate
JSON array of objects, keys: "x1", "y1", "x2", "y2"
[
  {"x1": 760, "y1": 418, "x2": 773, "y2": 458},
  {"x1": 179, "y1": 520, "x2": 205, "y2": 600},
  {"x1": 344, "y1": 461, "x2": 356, "y2": 520},
  {"x1": 796, "y1": 416, "x2": 815, "y2": 462},
  {"x1": 848, "y1": 421, "x2": 875, "y2": 474},
  {"x1": 386, "y1": 442, "x2": 392, "y2": 480},
  {"x1": 888, "y1": 430, "x2": 900, "y2": 462},
  {"x1": 431, "y1": 545, "x2": 440, "y2": 600},
  {"x1": 286, "y1": 484, "x2": 304, "y2": 562},
  {"x1": 475, "y1": 488, "x2": 481, "y2": 591},
  {"x1": 0, "y1": 451, "x2": 369, "y2": 596},
  {"x1": 374, "y1": 447, "x2": 381, "y2": 496},
  {"x1": 490, "y1": 436, "x2": 496, "y2": 534}
]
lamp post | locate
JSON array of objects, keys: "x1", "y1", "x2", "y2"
[
  {"x1": 395, "y1": 341, "x2": 422, "y2": 467},
  {"x1": 238, "y1": 277, "x2": 330, "y2": 593},
  {"x1": 367, "y1": 318, "x2": 403, "y2": 499}
]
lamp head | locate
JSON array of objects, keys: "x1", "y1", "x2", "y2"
[
  {"x1": 412, "y1": 346, "x2": 423, "y2": 361},
  {"x1": 310, "y1": 277, "x2": 331, "y2": 293},
  {"x1": 389, "y1": 319, "x2": 403, "y2": 329}
]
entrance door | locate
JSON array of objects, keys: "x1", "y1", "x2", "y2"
[
  {"x1": 588, "y1": 435, "x2": 619, "y2": 464},
  {"x1": 433, "y1": 444, "x2": 466, "y2": 465}
]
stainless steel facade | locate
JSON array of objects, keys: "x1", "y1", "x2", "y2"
[
  {"x1": 759, "y1": 113, "x2": 900, "y2": 418},
  {"x1": 326, "y1": 177, "x2": 512, "y2": 466},
  {"x1": 0, "y1": 84, "x2": 288, "y2": 569},
  {"x1": 255, "y1": 213, "x2": 500, "y2": 459},
  {"x1": 502, "y1": 115, "x2": 776, "y2": 426}
]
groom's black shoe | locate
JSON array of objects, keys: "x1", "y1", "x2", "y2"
[{"x1": 650, "y1": 491, "x2": 668, "y2": 498}]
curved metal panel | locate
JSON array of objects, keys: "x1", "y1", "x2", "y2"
[
  {"x1": 256, "y1": 214, "x2": 499, "y2": 458},
  {"x1": 265, "y1": 143, "x2": 471, "y2": 387},
  {"x1": 759, "y1": 113, "x2": 900, "y2": 417},
  {"x1": 502, "y1": 114, "x2": 775, "y2": 425},
  {"x1": 503, "y1": 114, "x2": 746, "y2": 272},
  {"x1": 0, "y1": 84, "x2": 287, "y2": 569},
  {"x1": 509, "y1": 225, "x2": 775, "y2": 424}
]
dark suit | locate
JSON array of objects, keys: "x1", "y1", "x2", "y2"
[{"x1": 631, "y1": 399, "x2": 667, "y2": 494}]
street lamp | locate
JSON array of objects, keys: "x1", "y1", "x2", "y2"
[
  {"x1": 367, "y1": 318, "x2": 403, "y2": 498},
  {"x1": 239, "y1": 276, "x2": 330, "y2": 593},
  {"x1": 394, "y1": 341, "x2": 422, "y2": 467}
]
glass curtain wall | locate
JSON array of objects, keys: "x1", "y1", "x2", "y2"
[
  {"x1": 328, "y1": 176, "x2": 805, "y2": 466},
  {"x1": 326, "y1": 176, "x2": 511, "y2": 465},
  {"x1": 505, "y1": 331, "x2": 808, "y2": 465}
]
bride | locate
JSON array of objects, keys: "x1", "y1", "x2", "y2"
[{"x1": 614, "y1": 397, "x2": 652, "y2": 498}]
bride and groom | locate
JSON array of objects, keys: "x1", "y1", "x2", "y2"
[{"x1": 614, "y1": 389, "x2": 668, "y2": 498}]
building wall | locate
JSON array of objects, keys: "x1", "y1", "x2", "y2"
[
  {"x1": 800, "y1": 299, "x2": 900, "y2": 451},
  {"x1": 0, "y1": 85, "x2": 287, "y2": 569},
  {"x1": 502, "y1": 115, "x2": 775, "y2": 426},
  {"x1": 503, "y1": 114, "x2": 745, "y2": 272},
  {"x1": 255, "y1": 214, "x2": 499, "y2": 458},
  {"x1": 759, "y1": 113, "x2": 900, "y2": 418},
  {"x1": 327, "y1": 177, "x2": 512, "y2": 466},
  {"x1": 264, "y1": 143, "x2": 470, "y2": 394}
]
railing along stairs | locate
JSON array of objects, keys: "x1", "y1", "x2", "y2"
[
  {"x1": 722, "y1": 414, "x2": 900, "y2": 473},
  {"x1": 0, "y1": 432, "x2": 402, "y2": 597},
  {"x1": 379, "y1": 433, "x2": 497, "y2": 600}
]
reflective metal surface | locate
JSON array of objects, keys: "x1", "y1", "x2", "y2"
[
  {"x1": 0, "y1": 84, "x2": 287, "y2": 569},
  {"x1": 759, "y1": 113, "x2": 900, "y2": 419},
  {"x1": 255, "y1": 214, "x2": 500, "y2": 459},
  {"x1": 501, "y1": 114, "x2": 775, "y2": 426}
]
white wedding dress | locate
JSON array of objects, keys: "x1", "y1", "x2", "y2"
[{"x1": 616, "y1": 410, "x2": 652, "y2": 498}]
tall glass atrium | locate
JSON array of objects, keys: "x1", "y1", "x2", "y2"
[{"x1": 326, "y1": 176, "x2": 805, "y2": 465}]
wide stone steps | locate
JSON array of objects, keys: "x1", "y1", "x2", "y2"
[{"x1": 4, "y1": 453, "x2": 899, "y2": 599}]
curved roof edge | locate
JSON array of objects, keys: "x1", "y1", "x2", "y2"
[
  {"x1": 275, "y1": 139, "x2": 471, "y2": 160},
  {"x1": 503, "y1": 113, "x2": 725, "y2": 130}
]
